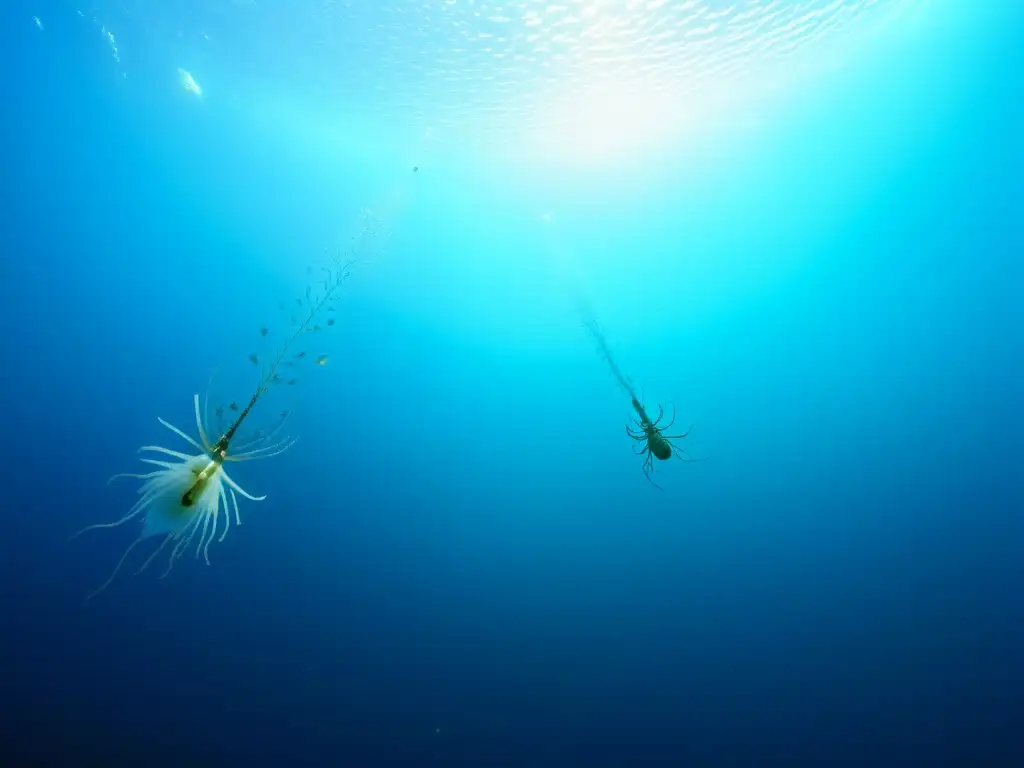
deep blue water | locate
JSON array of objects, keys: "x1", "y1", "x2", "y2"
[{"x1": 2, "y1": 1, "x2": 1022, "y2": 765}]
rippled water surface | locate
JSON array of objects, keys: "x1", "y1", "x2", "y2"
[{"x1": 80, "y1": 0, "x2": 921, "y2": 154}]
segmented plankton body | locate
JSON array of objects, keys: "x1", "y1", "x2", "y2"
[{"x1": 626, "y1": 397, "x2": 697, "y2": 491}]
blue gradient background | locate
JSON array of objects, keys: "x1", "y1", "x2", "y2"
[{"x1": 1, "y1": 1, "x2": 1022, "y2": 765}]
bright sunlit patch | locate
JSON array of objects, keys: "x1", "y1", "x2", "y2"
[
  {"x1": 534, "y1": 78, "x2": 668, "y2": 162},
  {"x1": 178, "y1": 68, "x2": 203, "y2": 97},
  {"x1": 530, "y1": 75, "x2": 709, "y2": 166}
]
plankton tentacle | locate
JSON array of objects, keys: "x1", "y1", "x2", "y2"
[
  {"x1": 165, "y1": 515, "x2": 202, "y2": 578},
  {"x1": 107, "y1": 471, "x2": 162, "y2": 485},
  {"x1": 193, "y1": 394, "x2": 214, "y2": 453},
  {"x1": 218, "y1": 484, "x2": 232, "y2": 542},
  {"x1": 230, "y1": 488, "x2": 242, "y2": 527},
  {"x1": 86, "y1": 535, "x2": 148, "y2": 601},
  {"x1": 197, "y1": 505, "x2": 214, "y2": 564},
  {"x1": 228, "y1": 437, "x2": 298, "y2": 462},
  {"x1": 233, "y1": 410, "x2": 294, "y2": 453},
  {"x1": 135, "y1": 534, "x2": 173, "y2": 576},
  {"x1": 139, "y1": 458, "x2": 177, "y2": 470},
  {"x1": 158, "y1": 417, "x2": 206, "y2": 453},
  {"x1": 140, "y1": 445, "x2": 192, "y2": 461},
  {"x1": 222, "y1": 472, "x2": 266, "y2": 501},
  {"x1": 71, "y1": 489, "x2": 161, "y2": 541}
]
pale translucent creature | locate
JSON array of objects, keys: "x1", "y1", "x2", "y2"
[
  {"x1": 75, "y1": 257, "x2": 355, "y2": 598},
  {"x1": 72, "y1": 391, "x2": 290, "y2": 599}
]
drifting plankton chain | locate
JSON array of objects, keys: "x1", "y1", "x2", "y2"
[
  {"x1": 541, "y1": 213, "x2": 703, "y2": 490},
  {"x1": 72, "y1": 255, "x2": 356, "y2": 599},
  {"x1": 582, "y1": 314, "x2": 703, "y2": 491}
]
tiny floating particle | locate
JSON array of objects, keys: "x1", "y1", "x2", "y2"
[{"x1": 178, "y1": 68, "x2": 202, "y2": 97}]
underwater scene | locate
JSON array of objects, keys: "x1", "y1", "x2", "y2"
[{"x1": 2, "y1": 0, "x2": 1022, "y2": 765}]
